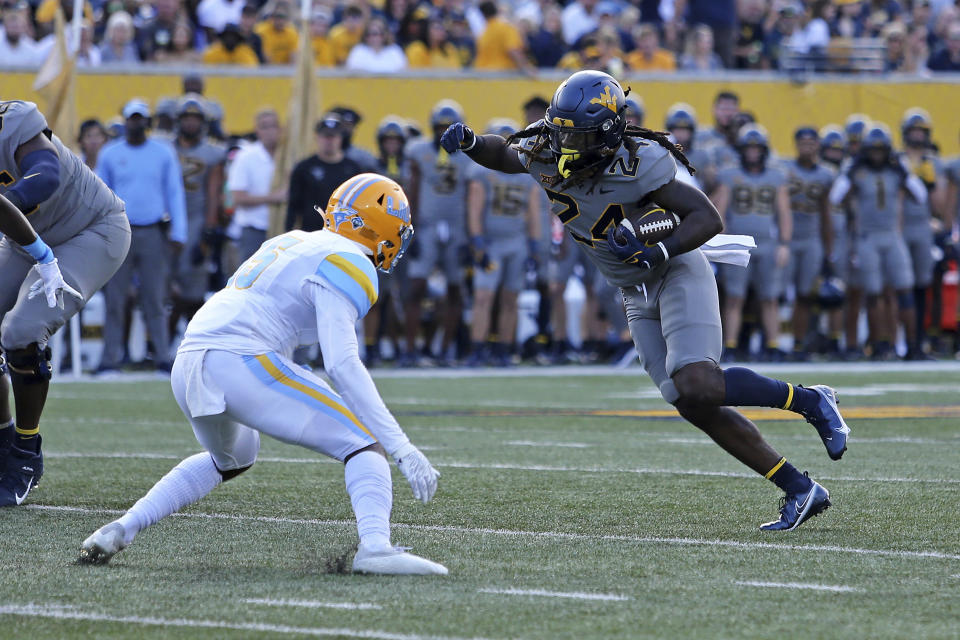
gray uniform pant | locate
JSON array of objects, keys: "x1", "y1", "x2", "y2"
[
  {"x1": 100, "y1": 224, "x2": 171, "y2": 368},
  {"x1": 622, "y1": 250, "x2": 722, "y2": 404},
  {"x1": 0, "y1": 211, "x2": 130, "y2": 352}
]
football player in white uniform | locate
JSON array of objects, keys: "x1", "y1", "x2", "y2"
[{"x1": 80, "y1": 174, "x2": 447, "y2": 575}]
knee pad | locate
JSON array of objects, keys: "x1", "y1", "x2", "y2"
[
  {"x1": 6, "y1": 345, "x2": 52, "y2": 385},
  {"x1": 217, "y1": 463, "x2": 253, "y2": 482},
  {"x1": 897, "y1": 290, "x2": 915, "y2": 310}
]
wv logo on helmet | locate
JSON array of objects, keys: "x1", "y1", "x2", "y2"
[{"x1": 590, "y1": 86, "x2": 618, "y2": 113}]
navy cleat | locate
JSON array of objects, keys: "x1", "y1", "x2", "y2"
[
  {"x1": 0, "y1": 438, "x2": 43, "y2": 507},
  {"x1": 798, "y1": 385, "x2": 850, "y2": 460},
  {"x1": 760, "y1": 475, "x2": 831, "y2": 531}
]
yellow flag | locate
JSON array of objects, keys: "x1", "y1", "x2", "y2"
[
  {"x1": 33, "y1": 6, "x2": 78, "y2": 151},
  {"x1": 268, "y1": 19, "x2": 319, "y2": 238}
]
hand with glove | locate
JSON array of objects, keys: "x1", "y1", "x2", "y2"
[
  {"x1": 605, "y1": 225, "x2": 669, "y2": 271},
  {"x1": 20, "y1": 235, "x2": 82, "y2": 309},
  {"x1": 393, "y1": 442, "x2": 440, "y2": 504},
  {"x1": 471, "y1": 235, "x2": 490, "y2": 271},
  {"x1": 440, "y1": 123, "x2": 477, "y2": 154}
]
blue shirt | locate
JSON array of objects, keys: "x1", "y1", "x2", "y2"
[{"x1": 96, "y1": 137, "x2": 188, "y2": 243}]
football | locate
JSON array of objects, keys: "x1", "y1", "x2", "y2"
[{"x1": 621, "y1": 203, "x2": 680, "y2": 244}]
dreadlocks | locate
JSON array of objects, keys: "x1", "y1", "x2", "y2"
[{"x1": 506, "y1": 123, "x2": 697, "y2": 191}]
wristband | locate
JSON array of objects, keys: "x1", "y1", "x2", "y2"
[
  {"x1": 464, "y1": 135, "x2": 485, "y2": 157},
  {"x1": 22, "y1": 236, "x2": 54, "y2": 264},
  {"x1": 656, "y1": 241, "x2": 669, "y2": 261}
]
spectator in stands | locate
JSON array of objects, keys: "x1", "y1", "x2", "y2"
[
  {"x1": 382, "y1": 0, "x2": 409, "y2": 37},
  {"x1": 447, "y1": 11, "x2": 476, "y2": 66},
  {"x1": 762, "y1": 3, "x2": 801, "y2": 70},
  {"x1": 474, "y1": 0, "x2": 534, "y2": 74},
  {"x1": 286, "y1": 115, "x2": 364, "y2": 232},
  {"x1": 78, "y1": 119, "x2": 109, "y2": 170},
  {"x1": 329, "y1": 4, "x2": 366, "y2": 64},
  {"x1": 684, "y1": 0, "x2": 737, "y2": 67},
  {"x1": 309, "y1": 7, "x2": 334, "y2": 66},
  {"x1": 883, "y1": 21, "x2": 908, "y2": 71},
  {"x1": 155, "y1": 19, "x2": 202, "y2": 63},
  {"x1": 625, "y1": 23, "x2": 676, "y2": 71},
  {"x1": 680, "y1": 24, "x2": 723, "y2": 71},
  {"x1": 196, "y1": 0, "x2": 245, "y2": 37},
  {"x1": 734, "y1": 0, "x2": 767, "y2": 69},
  {"x1": 527, "y1": 4, "x2": 566, "y2": 68},
  {"x1": 96, "y1": 99, "x2": 187, "y2": 374},
  {"x1": 99, "y1": 10, "x2": 140, "y2": 63},
  {"x1": 255, "y1": 1, "x2": 298, "y2": 64},
  {"x1": 0, "y1": 5, "x2": 43, "y2": 67},
  {"x1": 833, "y1": 0, "x2": 866, "y2": 38},
  {"x1": 137, "y1": 0, "x2": 184, "y2": 61},
  {"x1": 202, "y1": 23, "x2": 259, "y2": 65},
  {"x1": 227, "y1": 108, "x2": 285, "y2": 262},
  {"x1": 345, "y1": 16, "x2": 407, "y2": 71},
  {"x1": 904, "y1": 22, "x2": 931, "y2": 75},
  {"x1": 76, "y1": 21, "x2": 101, "y2": 66},
  {"x1": 561, "y1": 0, "x2": 598, "y2": 46},
  {"x1": 239, "y1": 3, "x2": 265, "y2": 63},
  {"x1": 406, "y1": 14, "x2": 463, "y2": 68},
  {"x1": 558, "y1": 29, "x2": 623, "y2": 76},
  {"x1": 861, "y1": 0, "x2": 902, "y2": 38},
  {"x1": 928, "y1": 20, "x2": 960, "y2": 71},
  {"x1": 34, "y1": 0, "x2": 93, "y2": 39}
]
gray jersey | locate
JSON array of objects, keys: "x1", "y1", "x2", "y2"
[
  {"x1": 175, "y1": 138, "x2": 226, "y2": 244},
  {"x1": 346, "y1": 145, "x2": 378, "y2": 173},
  {"x1": 405, "y1": 138, "x2": 472, "y2": 225},
  {"x1": 901, "y1": 152, "x2": 939, "y2": 229},
  {"x1": 0, "y1": 100, "x2": 124, "y2": 246},
  {"x1": 518, "y1": 136, "x2": 677, "y2": 288},
  {"x1": 468, "y1": 164, "x2": 533, "y2": 241},
  {"x1": 846, "y1": 163, "x2": 905, "y2": 234},
  {"x1": 717, "y1": 165, "x2": 786, "y2": 241},
  {"x1": 782, "y1": 159, "x2": 834, "y2": 241}
]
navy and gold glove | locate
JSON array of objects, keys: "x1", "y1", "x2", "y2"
[
  {"x1": 471, "y1": 235, "x2": 490, "y2": 271},
  {"x1": 605, "y1": 226, "x2": 668, "y2": 271},
  {"x1": 440, "y1": 123, "x2": 476, "y2": 154}
]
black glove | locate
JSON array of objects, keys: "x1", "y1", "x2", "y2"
[{"x1": 440, "y1": 123, "x2": 476, "y2": 154}]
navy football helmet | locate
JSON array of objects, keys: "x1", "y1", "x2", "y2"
[
  {"x1": 176, "y1": 94, "x2": 207, "y2": 119},
  {"x1": 736, "y1": 123, "x2": 769, "y2": 168},
  {"x1": 819, "y1": 125, "x2": 844, "y2": 151},
  {"x1": 377, "y1": 116, "x2": 407, "y2": 142},
  {"x1": 624, "y1": 97, "x2": 644, "y2": 126},
  {"x1": 544, "y1": 70, "x2": 628, "y2": 158},
  {"x1": 817, "y1": 274, "x2": 846, "y2": 309},
  {"x1": 430, "y1": 100, "x2": 464, "y2": 130},
  {"x1": 485, "y1": 118, "x2": 519, "y2": 137},
  {"x1": 664, "y1": 103, "x2": 697, "y2": 132},
  {"x1": 901, "y1": 107, "x2": 932, "y2": 148},
  {"x1": 863, "y1": 123, "x2": 893, "y2": 150},
  {"x1": 844, "y1": 114, "x2": 870, "y2": 144}
]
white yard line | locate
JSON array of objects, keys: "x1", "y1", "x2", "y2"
[
  {"x1": 478, "y1": 588, "x2": 629, "y2": 602},
  {"x1": 30, "y1": 505, "x2": 960, "y2": 561},
  {"x1": 241, "y1": 598, "x2": 382, "y2": 610},
  {"x1": 504, "y1": 440, "x2": 592, "y2": 448},
  {"x1": 0, "y1": 603, "x2": 491, "y2": 640},
  {"x1": 41, "y1": 452, "x2": 960, "y2": 485},
  {"x1": 735, "y1": 581, "x2": 862, "y2": 593}
]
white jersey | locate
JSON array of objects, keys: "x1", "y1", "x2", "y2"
[{"x1": 179, "y1": 229, "x2": 378, "y2": 359}]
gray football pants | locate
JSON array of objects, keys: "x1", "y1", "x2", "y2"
[{"x1": 100, "y1": 224, "x2": 172, "y2": 368}]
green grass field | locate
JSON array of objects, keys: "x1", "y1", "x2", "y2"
[{"x1": 2, "y1": 363, "x2": 959, "y2": 639}]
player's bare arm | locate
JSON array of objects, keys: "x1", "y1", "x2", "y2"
[
  {"x1": 439, "y1": 124, "x2": 527, "y2": 174},
  {"x1": 647, "y1": 178, "x2": 723, "y2": 257},
  {"x1": 0, "y1": 191, "x2": 40, "y2": 246}
]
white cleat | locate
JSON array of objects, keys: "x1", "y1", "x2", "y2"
[
  {"x1": 79, "y1": 522, "x2": 127, "y2": 565},
  {"x1": 352, "y1": 543, "x2": 448, "y2": 576}
]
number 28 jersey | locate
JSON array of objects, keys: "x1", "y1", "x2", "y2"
[
  {"x1": 179, "y1": 229, "x2": 378, "y2": 359},
  {"x1": 517, "y1": 135, "x2": 677, "y2": 288}
]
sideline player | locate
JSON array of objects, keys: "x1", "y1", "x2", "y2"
[
  {"x1": 712, "y1": 124, "x2": 791, "y2": 361},
  {"x1": 818, "y1": 126, "x2": 852, "y2": 357},
  {"x1": 781, "y1": 127, "x2": 834, "y2": 358},
  {"x1": 465, "y1": 119, "x2": 540, "y2": 366},
  {"x1": 440, "y1": 71, "x2": 849, "y2": 531},
  {"x1": 0, "y1": 100, "x2": 130, "y2": 506},
  {"x1": 403, "y1": 100, "x2": 473, "y2": 366},
  {"x1": 80, "y1": 173, "x2": 446, "y2": 574}
]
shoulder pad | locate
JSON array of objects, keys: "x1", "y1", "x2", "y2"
[{"x1": 315, "y1": 250, "x2": 379, "y2": 317}]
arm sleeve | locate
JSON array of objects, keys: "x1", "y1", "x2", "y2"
[
  {"x1": 307, "y1": 280, "x2": 411, "y2": 456},
  {"x1": 904, "y1": 171, "x2": 928, "y2": 204},
  {"x1": 226, "y1": 149, "x2": 250, "y2": 192},
  {"x1": 829, "y1": 173, "x2": 851, "y2": 205},
  {"x1": 95, "y1": 149, "x2": 112, "y2": 189},
  {"x1": 164, "y1": 145, "x2": 189, "y2": 243}
]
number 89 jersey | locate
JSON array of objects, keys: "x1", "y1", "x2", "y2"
[
  {"x1": 517, "y1": 135, "x2": 677, "y2": 288},
  {"x1": 716, "y1": 165, "x2": 788, "y2": 242},
  {"x1": 179, "y1": 229, "x2": 378, "y2": 358}
]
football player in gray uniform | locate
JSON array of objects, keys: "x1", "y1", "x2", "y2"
[
  {"x1": 818, "y1": 125, "x2": 853, "y2": 358},
  {"x1": 0, "y1": 100, "x2": 131, "y2": 505},
  {"x1": 899, "y1": 108, "x2": 944, "y2": 358},
  {"x1": 830, "y1": 124, "x2": 928, "y2": 360},
  {"x1": 402, "y1": 100, "x2": 474, "y2": 366},
  {"x1": 664, "y1": 103, "x2": 715, "y2": 194},
  {"x1": 170, "y1": 94, "x2": 226, "y2": 330},
  {"x1": 465, "y1": 120, "x2": 541, "y2": 366},
  {"x1": 440, "y1": 71, "x2": 850, "y2": 532},
  {"x1": 781, "y1": 127, "x2": 835, "y2": 359},
  {"x1": 713, "y1": 124, "x2": 792, "y2": 361}
]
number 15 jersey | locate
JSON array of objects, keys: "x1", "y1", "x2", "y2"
[{"x1": 179, "y1": 229, "x2": 378, "y2": 358}]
